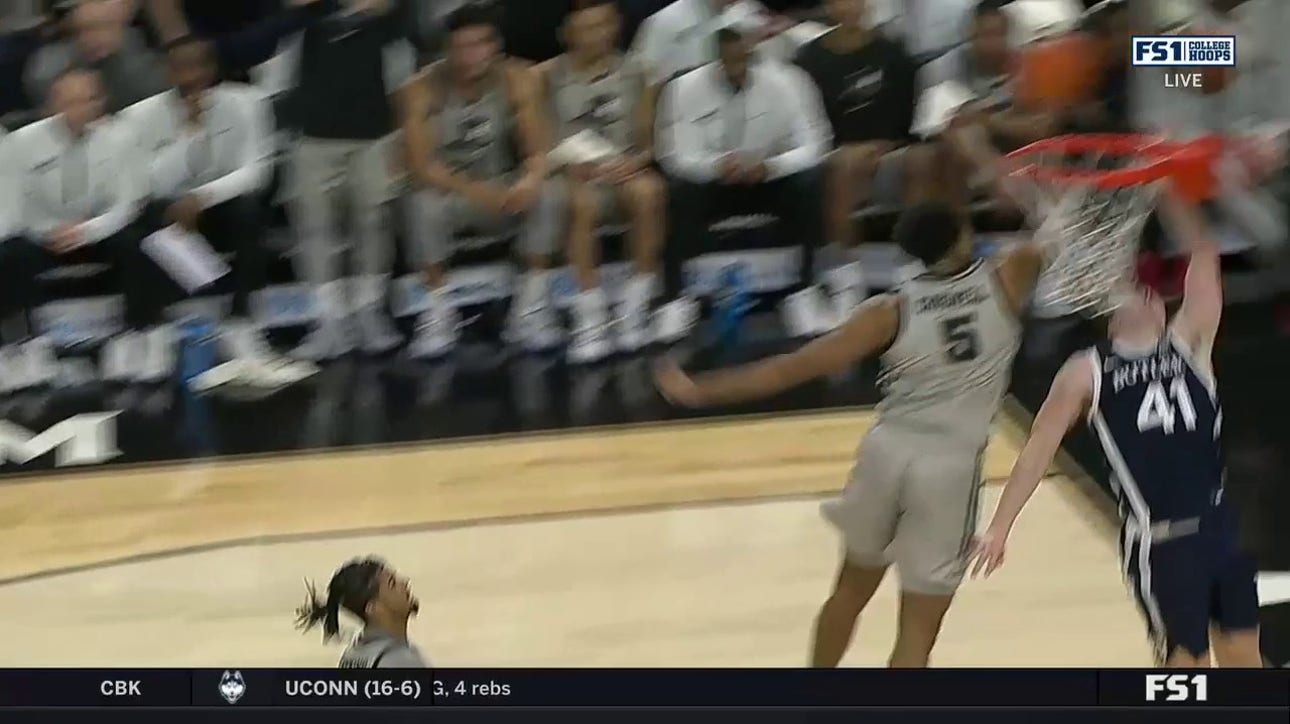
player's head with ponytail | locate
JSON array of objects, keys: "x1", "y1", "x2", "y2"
[{"x1": 296, "y1": 557, "x2": 414, "y2": 642}]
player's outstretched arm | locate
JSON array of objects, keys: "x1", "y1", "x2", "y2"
[
  {"x1": 654, "y1": 295, "x2": 901, "y2": 408},
  {"x1": 1159, "y1": 189, "x2": 1222, "y2": 355},
  {"x1": 970, "y1": 353, "x2": 1093, "y2": 578}
]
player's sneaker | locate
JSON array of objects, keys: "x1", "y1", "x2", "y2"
[
  {"x1": 653, "y1": 296, "x2": 699, "y2": 345},
  {"x1": 17, "y1": 336, "x2": 58, "y2": 389},
  {"x1": 137, "y1": 324, "x2": 177, "y2": 383},
  {"x1": 506, "y1": 272, "x2": 562, "y2": 352},
  {"x1": 408, "y1": 292, "x2": 460, "y2": 360},
  {"x1": 568, "y1": 287, "x2": 613, "y2": 364},
  {"x1": 101, "y1": 332, "x2": 143, "y2": 384},
  {"x1": 615, "y1": 273, "x2": 655, "y2": 353},
  {"x1": 292, "y1": 283, "x2": 355, "y2": 361},
  {"x1": 350, "y1": 275, "x2": 403, "y2": 355}
]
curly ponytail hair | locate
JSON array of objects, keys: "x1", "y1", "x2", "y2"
[{"x1": 295, "y1": 557, "x2": 386, "y2": 643}]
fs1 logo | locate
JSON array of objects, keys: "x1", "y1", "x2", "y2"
[
  {"x1": 1145, "y1": 674, "x2": 1208, "y2": 702},
  {"x1": 1132, "y1": 36, "x2": 1236, "y2": 67}
]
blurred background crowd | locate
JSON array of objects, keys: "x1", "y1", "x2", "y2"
[{"x1": 0, "y1": 0, "x2": 1286, "y2": 394}]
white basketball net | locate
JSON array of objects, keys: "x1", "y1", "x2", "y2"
[{"x1": 1010, "y1": 146, "x2": 1167, "y2": 317}]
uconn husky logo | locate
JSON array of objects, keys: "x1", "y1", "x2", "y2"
[{"x1": 219, "y1": 671, "x2": 246, "y2": 704}]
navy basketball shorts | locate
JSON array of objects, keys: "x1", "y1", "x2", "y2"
[{"x1": 1123, "y1": 523, "x2": 1259, "y2": 662}]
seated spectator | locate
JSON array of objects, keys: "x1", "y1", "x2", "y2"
[
  {"x1": 0, "y1": 12, "x2": 46, "y2": 121},
  {"x1": 140, "y1": 0, "x2": 324, "y2": 81},
  {"x1": 535, "y1": 0, "x2": 666, "y2": 364},
  {"x1": 631, "y1": 0, "x2": 797, "y2": 87},
  {"x1": 1067, "y1": 0, "x2": 1130, "y2": 133},
  {"x1": 0, "y1": 67, "x2": 155, "y2": 388},
  {"x1": 280, "y1": 0, "x2": 416, "y2": 361},
  {"x1": 123, "y1": 36, "x2": 292, "y2": 374},
  {"x1": 400, "y1": 3, "x2": 565, "y2": 358},
  {"x1": 25, "y1": 0, "x2": 167, "y2": 115},
  {"x1": 793, "y1": 0, "x2": 918, "y2": 334},
  {"x1": 658, "y1": 26, "x2": 830, "y2": 339},
  {"x1": 919, "y1": 0, "x2": 1059, "y2": 207}
]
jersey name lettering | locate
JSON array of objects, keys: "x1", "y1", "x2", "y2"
[
  {"x1": 915, "y1": 287, "x2": 990, "y2": 314},
  {"x1": 1110, "y1": 353, "x2": 1187, "y2": 393}
]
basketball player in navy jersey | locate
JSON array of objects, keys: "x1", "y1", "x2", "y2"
[{"x1": 971, "y1": 191, "x2": 1263, "y2": 667}]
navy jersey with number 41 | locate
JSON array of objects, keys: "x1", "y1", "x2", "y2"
[{"x1": 1086, "y1": 330, "x2": 1225, "y2": 524}]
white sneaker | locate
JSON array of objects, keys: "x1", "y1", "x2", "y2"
[
  {"x1": 616, "y1": 274, "x2": 655, "y2": 353},
  {"x1": 823, "y1": 262, "x2": 869, "y2": 329},
  {"x1": 568, "y1": 287, "x2": 613, "y2": 364},
  {"x1": 220, "y1": 319, "x2": 274, "y2": 363},
  {"x1": 291, "y1": 283, "x2": 355, "y2": 362},
  {"x1": 101, "y1": 332, "x2": 142, "y2": 383},
  {"x1": 351, "y1": 275, "x2": 403, "y2": 354},
  {"x1": 356, "y1": 308, "x2": 403, "y2": 355},
  {"x1": 653, "y1": 296, "x2": 699, "y2": 345},
  {"x1": 19, "y1": 337, "x2": 57, "y2": 389},
  {"x1": 506, "y1": 272, "x2": 562, "y2": 352},
  {"x1": 137, "y1": 325, "x2": 177, "y2": 383},
  {"x1": 0, "y1": 345, "x2": 23, "y2": 394},
  {"x1": 780, "y1": 286, "x2": 836, "y2": 338},
  {"x1": 408, "y1": 294, "x2": 460, "y2": 359}
]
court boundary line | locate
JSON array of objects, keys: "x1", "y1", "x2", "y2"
[{"x1": 0, "y1": 404, "x2": 883, "y2": 487}]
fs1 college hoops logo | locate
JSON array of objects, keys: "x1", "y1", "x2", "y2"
[{"x1": 219, "y1": 671, "x2": 246, "y2": 704}]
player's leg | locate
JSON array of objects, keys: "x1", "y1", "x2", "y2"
[
  {"x1": 566, "y1": 178, "x2": 602, "y2": 292},
  {"x1": 565, "y1": 178, "x2": 611, "y2": 364},
  {"x1": 1126, "y1": 535, "x2": 1211, "y2": 667},
  {"x1": 813, "y1": 425, "x2": 905, "y2": 667},
  {"x1": 888, "y1": 446, "x2": 982, "y2": 668},
  {"x1": 1210, "y1": 547, "x2": 1263, "y2": 667},
  {"x1": 811, "y1": 557, "x2": 888, "y2": 667},
  {"x1": 614, "y1": 171, "x2": 666, "y2": 353}
]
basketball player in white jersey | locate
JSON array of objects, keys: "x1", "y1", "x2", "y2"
[
  {"x1": 656, "y1": 200, "x2": 1051, "y2": 667},
  {"x1": 971, "y1": 189, "x2": 1264, "y2": 668},
  {"x1": 296, "y1": 557, "x2": 428, "y2": 668}
]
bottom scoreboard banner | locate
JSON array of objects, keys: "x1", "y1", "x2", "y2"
[{"x1": 0, "y1": 670, "x2": 1286, "y2": 708}]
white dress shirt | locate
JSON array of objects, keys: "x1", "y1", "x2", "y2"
[
  {"x1": 8, "y1": 115, "x2": 140, "y2": 244},
  {"x1": 122, "y1": 84, "x2": 273, "y2": 207},
  {"x1": 659, "y1": 60, "x2": 831, "y2": 184}
]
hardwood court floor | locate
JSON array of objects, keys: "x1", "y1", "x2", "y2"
[{"x1": 0, "y1": 409, "x2": 1150, "y2": 667}]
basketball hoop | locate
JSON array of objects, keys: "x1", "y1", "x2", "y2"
[{"x1": 1004, "y1": 134, "x2": 1221, "y2": 316}]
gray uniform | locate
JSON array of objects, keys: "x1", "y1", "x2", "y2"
[
  {"x1": 406, "y1": 61, "x2": 562, "y2": 265},
  {"x1": 822, "y1": 259, "x2": 1020, "y2": 595},
  {"x1": 546, "y1": 53, "x2": 647, "y2": 218},
  {"x1": 339, "y1": 629, "x2": 428, "y2": 668}
]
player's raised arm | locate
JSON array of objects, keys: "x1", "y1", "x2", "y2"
[
  {"x1": 655, "y1": 295, "x2": 901, "y2": 408},
  {"x1": 1158, "y1": 188, "x2": 1222, "y2": 355},
  {"x1": 970, "y1": 353, "x2": 1094, "y2": 577}
]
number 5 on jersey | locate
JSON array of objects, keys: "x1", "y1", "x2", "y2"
[
  {"x1": 940, "y1": 314, "x2": 980, "y2": 363},
  {"x1": 1137, "y1": 377, "x2": 1198, "y2": 434}
]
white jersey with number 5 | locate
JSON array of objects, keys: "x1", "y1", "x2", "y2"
[{"x1": 876, "y1": 259, "x2": 1020, "y2": 451}]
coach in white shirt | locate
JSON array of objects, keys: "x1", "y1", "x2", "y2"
[
  {"x1": 2, "y1": 66, "x2": 151, "y2": 389},
  {"x1": 125, "y1": 35, "x2": 276, "y2": 368},
  {"x1": 657, "y1": 26, "x2": 831, "y2": 325}
]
